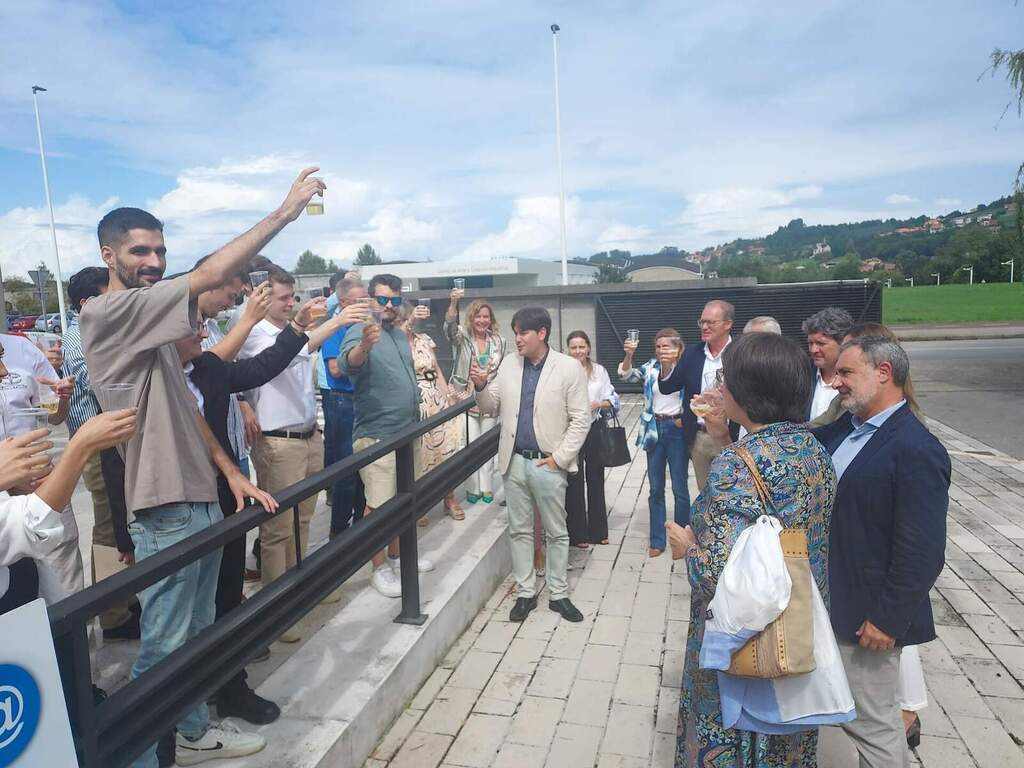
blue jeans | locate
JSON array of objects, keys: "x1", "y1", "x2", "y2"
[
  {"x1": 128, "y1": 501, "x2": 223, "y2": 768},
  {"x1": 647, "y1": 419, "x2": 691, "y2": 550},
  {"x1": 322, "y1": 390, "x2": 364, "y2": 534}
]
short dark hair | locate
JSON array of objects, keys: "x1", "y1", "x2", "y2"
[
  {"x1": 802, "y1": 306, "x2": 854, "y2": 343},
  {"x1": 192, "y1": 253, "x2": 247, "y2": 285},
  {"x1": 248, "y1": 254, "x2": 273, "y2": 272},
  {"x1": 267, "y1": 264, "x2": 295, "y2": 286},
  {"x1": 840, "y1": 336, "x2": 910, "y2": 387},
  {"x1": 369, "y1": 273, "x2": 402, "y2": 295},
  {"x1": 97, "y1": 207, "x2": 163, "y2": 249},
  {"x1": 722, "y1": 332, "x2": 813, "y2": 424},
  {"x1": 328, "y1": 269, "x2": 348, "y2": 291},
  {"x1": 68, "y1": 267, "x2": 109, "y2": 311},
  {"x1": 511, "y1": 307, "x2": 551, "y2": 342}
]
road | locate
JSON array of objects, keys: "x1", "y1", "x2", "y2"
[{"x1": 905, "y1": 338, "x2": 1024, "y2": 458}]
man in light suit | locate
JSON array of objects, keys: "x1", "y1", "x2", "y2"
[
  {"x1": 814, "y1": 335, "x2": 950, "y2": 768},
  {"x1": 471, "y1": 307, "x2": 591, "y2": 623}
]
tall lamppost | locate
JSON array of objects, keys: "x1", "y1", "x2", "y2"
[
  {"x1": 31, "y1": 85, "x2": 69, "y2": 328},
  {"x1": 931, "y1": 272, "x2": 940, "y2": 286},
  {"x1": 551, "y1": 24, "x2": 569, "y2": 286},
  {"x1": 961, "y1": 265, "x2": 974, "y2": 285},
  {"x1": 905, "y1": 277, "x2": 914, "y2": 287},
  {"x1": 1002, "y1": 258, "x2": 1015, "y2": 284}
]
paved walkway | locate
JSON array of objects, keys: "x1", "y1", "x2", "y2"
[{"x1": 365, "y1": 397, "x2": 1024, "y2": 768}]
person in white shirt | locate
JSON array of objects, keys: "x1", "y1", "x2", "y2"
[
  {"x1": 801, "y1": 306, "x2": 854, "y2": 421},
  {"x1": 619, "y1": 328, "x2": 688, "y2": 557},
  {"x1": 565, "y1": 331, "x2": 620, "y2": 549},
  {"x1": 238, "y1": 264, "x2": 367, "y2": 640}
]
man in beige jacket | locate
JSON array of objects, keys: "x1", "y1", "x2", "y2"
[{"x1": 471, "y1": 307, "x2": 591, "y2": 623}]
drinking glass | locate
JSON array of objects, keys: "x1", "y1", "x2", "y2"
[
  {"x1": 37, "y1": 381, "x2": 59, "y2": 416},
  {"x1": 4, "y1": 407, "x2": 49, "y2": 437},
  {"x1": 103, "y1": 383, "x2": 137, "y2": 412},
  {"x1": 358, "y1": 296, "x2": 380, "y2": 325},
  {"x1": 306, "y1": 185, "x2": 324, "y2": 216},
  {"x1": 306, "y1": 289, "x2": 327, "y2": 320},
  {"x1": 417, "y1": 298, "x2": 430, "y2": 308},
  {"x1": 248, "y1": 270, "x2": 269, "y2": 288},
  {"x1": 627, "y1": 329, "x2": 639, "y2": 344},
  {"x1": 453, "y1": 278, "x2": 465, "y2": 291}
]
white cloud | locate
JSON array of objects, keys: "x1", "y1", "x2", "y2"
[
  {"x1": 0, "y1": 195, "x2": 116, "y2": 278},
  {"x1": 886, "y1": 193, "x2": 919, "y2": 205},
  {"x1": 461, "y1": 196, "x2": 579, "y2": 261}
]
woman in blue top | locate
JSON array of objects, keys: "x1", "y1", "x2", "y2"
[{"x1": 617, "y1": 328, "x2": 689, "y2": 557}]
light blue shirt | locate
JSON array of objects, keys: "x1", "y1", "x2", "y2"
[{"x1": 831, "y1": 400, "x2": 906, "y2": 481}]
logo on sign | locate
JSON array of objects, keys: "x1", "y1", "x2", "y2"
[{"x1": 0, "y1": 665, "x2": 41, "y2": 767}]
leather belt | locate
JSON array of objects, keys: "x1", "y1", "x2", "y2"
[
  {"x1": 654, "y1": 413, "x2": 683, "y2": 421},
  {"x1": 515, "y1": 449, "x2": 550, "y2": 460},
  {"x1": 263, "y1": 428, "x2": 317, "y2": 440},
  {"x1": 322, "y1": 389, "x2": 353, "y2": 397}
]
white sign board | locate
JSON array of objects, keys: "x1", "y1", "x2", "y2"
[{"x1": 0, "y1": 599, "x2": 77, "y2": 767}]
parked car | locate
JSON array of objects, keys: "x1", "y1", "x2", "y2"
[
  {"x1": 33, "y1": 314, "x2": 62, "y2": 333},
  {"x1": 9, "y1": 315, "x2": 38, "y2": 331}
]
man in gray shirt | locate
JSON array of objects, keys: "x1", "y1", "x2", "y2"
[
  {"x1": 82, "y1": 168, "x2": 322, "y2": 768},
  {"x1": 340, "y1": 273, "x2": 430, "y2": 598}
]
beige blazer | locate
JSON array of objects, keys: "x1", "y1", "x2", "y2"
[{"x1": 475, "y1": 348, "x2": 592, "y2": 475}]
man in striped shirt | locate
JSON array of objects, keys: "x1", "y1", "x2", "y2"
[{"x1": 64, "y1": 266, "x2": 140, "y2": 640}]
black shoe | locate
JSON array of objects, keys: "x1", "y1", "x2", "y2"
[
  {"x1": 549, "y1": 598, "x2": 584, "y2": 623},
  {"x1": 103, "y1": 610, "x2": 141, "y2": 641},
  {"x1": 509, "y1": 596, "x2": 538, "y2": 622},
  {"x1": 217, "y1": 684, "x2": 281, "y2": 725},
  {"x1": 906, "y1": 714, "x2": 921, "y2": 750},
  {"x1": 252, "y1": 646, "x2": 271, "y2": 663}
]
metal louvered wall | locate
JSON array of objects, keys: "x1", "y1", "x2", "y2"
[{"x1": 596, "y1": 280, "x2": 882, "y2": 392}]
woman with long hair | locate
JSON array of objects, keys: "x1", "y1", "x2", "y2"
[
  {"x1": 565, "y1": 330, "x2": 620, "y2": 549},
  {"x1": 619, "y1": 328, "x2": 690, "y2": 557},
  {"x1": 444, "y1": 289, "x2": 507, "y2": 504}
]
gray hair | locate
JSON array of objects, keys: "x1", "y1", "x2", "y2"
[
  {"x1": 841, "y1": 336, "x2": 910, "y2": 386},
  {"x1": 336, "y1": 277, "x2": 363, "y2": 297},
  {"x1": 802, "y1": 306, "x2": 854, "y2": 343},
  {"x1": 704, "y1": 299, "x2": 735, "y2": 323},
  {"x1": 744, "y1": 316, "x2": 782, "y2": 335}
]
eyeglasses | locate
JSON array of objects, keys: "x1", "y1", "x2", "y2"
[
  {"x1": 374, "y1": 296, "x2": 403, "y2": 307},
  {"x1": 698, "y1": 319, "x2": 722, "y2": 328}
]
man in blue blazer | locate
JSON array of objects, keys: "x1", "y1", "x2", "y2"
[{"x1": 814, "y1": 335, "x2": 950, "y2": 768}]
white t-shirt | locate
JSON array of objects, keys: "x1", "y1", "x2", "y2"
[
  {"x1": 0, "y1": 335, "x2": 59, "y2": 439},
  {"x1": 809, "y1": 370, "x2": 837, "y2": 421},
  {"x1": 698, "y1": 337, "x2": 731, "y2": 426},
  {"x1": 0, "y1": 491, "x2": 64, "y2": 599},
  {"x1": 239, "y1": 319, "x2": 316, "y2": 432}
]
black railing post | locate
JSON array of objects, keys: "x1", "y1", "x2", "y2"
[
  {"x1": 394, "y1": 441, "x2": 427, "y2": 625},
  {"x1": 70, "y1": 624, "x2": 99, "y2": 766},
  {"x1": 293, "y1": 505, "x2": 303, "y2": 568}
]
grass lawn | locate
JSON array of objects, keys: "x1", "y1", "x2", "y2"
[{"x1": 883, "y1": 282, "x2": 1024, "y2": 325}]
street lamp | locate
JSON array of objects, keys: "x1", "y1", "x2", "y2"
[
  {"x1": 905, "y1": 277, "x2": 914, "y2": 287},
  {"x1": 1002, "y1": 258, "x2": 1015, "y2": 284},
  {"x1": 885, "y1": 278, "x2": 892, "y2": 288},
  {"x1": 550, "y1": 24, "x2": 569, "y2": 287},
  {"x1": 931, "y1": 272, "x2": 940, "y2": 286},
  {"x1": 31, "y1": 86, "x2": 69, "y2": 328},
  {"x1": 961, "y1": 265, "x2": 974, "y2": 285},
  {"x1": 28, "y1": 266, "x2": 52, "y2": 327}
]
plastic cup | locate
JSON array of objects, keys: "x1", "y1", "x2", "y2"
[
  {"x1": 248, "y1": 270, "x2": 269, "y2": 288},
  {"x1": 4, "y1": 407, "x2": 49, "y2": 437},
  {"x1": 627, "y1": 329, "x2": 639, "y2": 344},
  {"x1": 358, "y1": 297, "x2": 380, "y2": 325},
  {"x1": 453, "y1": 278, "x2": 465, "y2": 290},
  {"x1": 306, "y1": 188, "x2": 324, "y2": 215},
  {"x1": 103, "y1": 382, "x2": 137, "y2": 412},
  {"x1": 417, "y1": 298, "x2": 430, "y2": 308}
]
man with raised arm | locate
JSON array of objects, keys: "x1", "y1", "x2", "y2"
[{"x1": 81, "y1": 168, "x2": 322, "y2": 768}]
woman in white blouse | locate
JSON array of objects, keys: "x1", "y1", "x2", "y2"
[{"x1": 565, "y1": 331, "x2": 620, "y2": 549}]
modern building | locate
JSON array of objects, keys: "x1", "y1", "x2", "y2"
[
  {"x1": 293, "y1": 257, "x2": 598, "y2": 292},
  {"x1": 624, "y1": 254, "x2": 702, "y2": 282}
]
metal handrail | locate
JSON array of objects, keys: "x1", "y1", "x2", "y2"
[{"x1": 50, "y1": 396, "x2": 499, "y2": 767}]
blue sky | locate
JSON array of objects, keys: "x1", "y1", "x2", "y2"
[{"x1": 1, "y1": 0, "x2": 1022, "y2": 278}]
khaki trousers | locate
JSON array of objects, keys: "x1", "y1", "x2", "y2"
[
  {"x1": 251, "y1": 432, "x2": 324, "y2": 586},
  {"x1": 690, "y1": 430, "x2": 718, "y2": 492},
  {"x1": 83, "y1": 453, "x2": 134, "y2": 629},
  {"x1": 838, "y1": 641, "x2": 911, "y2": 768},
  {"x1": 506, "y1": 454, "x2": 570, "y2": 600}
]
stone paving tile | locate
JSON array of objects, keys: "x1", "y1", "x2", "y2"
[{"x1": 370, "y1": 410, "x2": 1024, "y2": 768}]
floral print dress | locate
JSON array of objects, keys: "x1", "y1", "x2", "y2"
[
  {"x1": 411, "y1": 332, "x2": 461, "y2": 473},
  {"x1": 676, "y1": 421, "x2": 836, "y2": 768}
]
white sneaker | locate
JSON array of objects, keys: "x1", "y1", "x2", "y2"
[
  {"x1": 175, "y1": 720, "x2": 265, "y2": 765},
  {"x1": 388, "y1": 555, "x2": 435, "y2": 573},
  {"x1": 372, "y1": 566, "x2": 402, "y2": 597}
]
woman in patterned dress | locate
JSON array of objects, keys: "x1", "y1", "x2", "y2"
[
  {"x1": 665, "y1": 332, "x2": 837, "y2": 768},
  {"x1": 402, "y1": 304, "x2": 464, "y2": 520}
]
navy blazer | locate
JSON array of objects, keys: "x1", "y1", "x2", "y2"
[
  {"x1": 813, "y1": 404, "x2": 950, "y2": 646},
  {"x1": 659, "y1": 342, "x2": 740, "y2": 445}
]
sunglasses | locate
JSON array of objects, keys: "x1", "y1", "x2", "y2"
[{"x1": 374, "y1": 295, "x2": 403, "y2": 307}]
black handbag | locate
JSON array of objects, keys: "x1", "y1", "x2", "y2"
[{"x1": 596, "y1": 414, "x2": 631, "y2": 467}]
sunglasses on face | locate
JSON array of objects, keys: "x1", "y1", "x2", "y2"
[{"x1": 374, "y1": 295, "x2": 403, "y2": 307}]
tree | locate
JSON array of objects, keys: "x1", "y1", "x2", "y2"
[
  {"x1": 355, "y1": 243, "x2": 381, "y2": 266},
  {"x1": 831, "y1": 252, "x2": 863, "y2": 280},
  {"x1": 293, "y1": 250, "x2": 337, "y2": 274},
  {"x1": 595, "y1": 263, "x2": 630, "y2": 283}
]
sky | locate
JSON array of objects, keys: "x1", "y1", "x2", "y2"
[{"x1": 1, "y1": 0, "x2": 1022, "y2": 279}]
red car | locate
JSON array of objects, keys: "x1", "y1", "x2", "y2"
[{"x1": 9, "y1": 315, "x2": 38, "y2": 331}]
